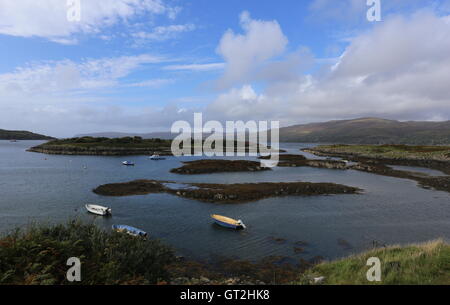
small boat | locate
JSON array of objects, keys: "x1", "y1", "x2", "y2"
[
  {"x1": 9, "y1": 139, "x2": 18, "y2": 142},
  {"x1": 112, "y1": 225, "x2": 147, "y2": 238},
  {"x1": 85, "y1": 204, "x2": 112, "y2": 216},
  {"x1": 122, "y1": 161, "x2": 135, "y2": 166},
  {"x1": 149, "y1": 154, "x2": 166, "y2": 160},
  {"x1": 211, "y1": 214, "x2": 246, "y2": 230}
]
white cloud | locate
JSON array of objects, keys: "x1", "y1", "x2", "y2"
[
  {"x1": 0, "y1": 0, "x2": 181, "y2": 43},
  {"x1": 127, "y1": 78, "x2": 174, "y2": 88},
  {"x1": 206, "y1": 11, "x2": 450, "y2": 124},
  {"x1": 216, "y1": 11, "x2": 288, "y2": 89},
  {"x1": 163, "y1": 63, "x2": 225, "y2": 72},
  {"x1": 0, "y1": 54, "x2": 168, "y2": 94},
  {"x1": 132, "y1": 24, "x2": 195, "y2": 41},
  {"x1": 206, "y1": 85, "x2": 272, "y2": 120}
]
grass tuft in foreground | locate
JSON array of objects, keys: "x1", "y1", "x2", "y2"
[{"x1": 296, "y1": 239, "x2": 450, "y2": 285}]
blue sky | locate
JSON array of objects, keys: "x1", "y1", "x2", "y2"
[{"x1": 0, "y1": 0, "x2": 449, "y2": 137}]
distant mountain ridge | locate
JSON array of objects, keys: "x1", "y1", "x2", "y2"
[
  {"x1": 277, "y1": 118, "x2": 450, "y2": 145},
  {"x1": 0, "y1": 129, "x2": 54, "y2": 140},
  {"x1": 75, "y1": 132, "x2": 175, "y2": 139},
  {"x1": 76, "y1": 118, "x2": 450, "y2": 145}
]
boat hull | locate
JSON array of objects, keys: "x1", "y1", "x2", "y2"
[
  {"x1": 85, "y1": 204, "x2": 111, "y2": 216},
  {"x1": 213, "y1": 219, "x2": 244, "y2": 230},
  {"x1": 112, "y1": 225, "x2": 147, "y2": 238}
]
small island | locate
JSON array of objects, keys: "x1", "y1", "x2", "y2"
[
  {"x1": 171, "y1": 160, "x2": 271, "y2": 175},
  {"x1": 303, "y1": 144, "x2": 450, "y2": 169},
  {"x1": 303, "y1": 145, "x2": 450, "y2": 193},
  {"x1": 28, "y1": 136, "x2": 173, "y2": 156},
  {"x1": 27, "y1": 136, "x2": 282, "y2": 156},
  {"x1": 93, "y1": 179, "x2": 362, "y2": 203}
]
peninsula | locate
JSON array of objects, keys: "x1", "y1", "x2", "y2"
[{"x1": 0, "y1": 129, "x2": 54, "y2": 140}]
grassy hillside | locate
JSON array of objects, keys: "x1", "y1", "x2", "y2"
[
  {"x1": 278, "y1": 118, "x2": 450, "y2": 145},
  {"x1": 0, "y1": 129, "x2": 54, "y2": 140},
  {"x1": 297, "y1": 240, "x2": 450, "y2": 285}
]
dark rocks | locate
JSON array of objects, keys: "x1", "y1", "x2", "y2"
[
  {"x1": 171, "y1": 160, "x2": 271, "y2": 175},
  {"x1": 260, "y1": 154, "x2": 349, "y2": 169}
]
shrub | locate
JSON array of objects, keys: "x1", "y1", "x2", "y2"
[{"x1": 0, "y1": 221, "x2": 175, "y2": 285}]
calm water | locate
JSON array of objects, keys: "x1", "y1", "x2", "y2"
[{"x1": 1, "y1": 141, "x2": 449, "y2": 262}]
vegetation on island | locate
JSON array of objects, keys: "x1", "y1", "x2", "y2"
[
  {"x1": 260, "y1": 154, "x2": 349, "y2": 169},
  {"x1": 93, "y1": 179, "x2": 361, "y2": 203},
  {"x1": 28, "y1": 136, "x2": 173, "y2": 156},
  {"x1": 303, "y1": 145, "x2": 450, "y2": 193},
  {"x1": 27, "y1": 136, "x2": 279, "y2": 156},
  {"x1": 171, "y1": 160, "x2": 270, "y2": 175},
  {"x1": 0, "y1": 129, "x2": 54, "y2": 140},
  {"x1": 305, "y1": 144, "x2": 450, "y2": 163}
]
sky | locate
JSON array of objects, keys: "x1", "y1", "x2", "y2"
[{"x1": 0, "y1": 0, "x2": 449, "y2": 137}]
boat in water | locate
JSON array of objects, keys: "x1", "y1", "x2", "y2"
[
  {"x1": 85, "y1": 204, "x2": 112, "y2": 216},
  {"x1": 149, "y1": 154, "x2": 166, "y2": 160},
  {"x1": 211, "y1": 214, "x2": 246, "y2": 230},
  {"x1": 112, "y1": 225, "x2": 148, "y2": 238},
  {"x1": 122, "y1": 161, "x2": 135, "y2": 166}
]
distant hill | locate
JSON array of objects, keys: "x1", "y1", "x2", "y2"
[
  {"x1": 75, "y1": 132, "x2": 174, "y2": 140},
  {"x1": 0, "y1": 129, "x2": 54, "y2": 140},
  {"x1": 277, "y1": 118, "x2": 450, "y2": 145},
  {"x1": 76, "y1": 118, "x2": 450, "y2": 145}
]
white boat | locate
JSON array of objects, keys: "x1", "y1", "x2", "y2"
[
  {"x1": 149, "y1": 154, "x2": 166, "y2": 160},
  {"x1": 122, "y1": 161, "x2": 135, "y2": 166},
  {"x1": 85, "y1": 204, "x2": 112, "y2": 216}
]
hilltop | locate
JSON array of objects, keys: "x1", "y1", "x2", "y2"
[
  {"x1": 0, "y1": 129, "x2": 54, "y2": 140},
  {"x1": 277, "y1": 118, "x2": 450, "y2": 145}
]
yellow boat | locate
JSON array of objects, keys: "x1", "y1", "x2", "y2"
[{"x1": 211, "y1": 214, "x2": 246, "y2": 230}]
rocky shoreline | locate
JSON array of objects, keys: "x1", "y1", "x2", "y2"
[
  {"x1": 260, "y1": 154, "x2": 349, "y2": 169},
  {"x1": 303, "y1": 147, "x2": 450, "y2": 193},
  {"x1": 27, "y1": 145, "x2": 173, "y2": 156},
  {"x1": 93, "y1": 179, "x2": 362, "y2": 203},
  {"x1": 303, "y1": 145, "x2": 450, "y2": 174}
]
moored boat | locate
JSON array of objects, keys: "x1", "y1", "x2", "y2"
[
  {"x1": 85, "y1": 204, "x2": 112, "y2": 216},
  {"x1": 149, "y1": 154, "x2": 166, "y2": 160},
  {"x1": 112, "y1": 225, "x2": 148, "y2": 238},
  {"x1": 211, "y1": 214, "x2": 246, "y2": 230},
  {"x1": 122, "y1": 161, "x2": 135, "y2": 166}
]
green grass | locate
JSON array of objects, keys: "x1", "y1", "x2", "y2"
[
  {"x1": 296, "y1": 240, "x2": 450, "y2": 285},
  {"x1": 315, "y1": 144, "x2": 450, "y2": 161},
  {"x1": 42, "y1": 136, "x2": 172, "y2": 149},
  {"x1": 0, "y1": 221, "x2": 175, "y2": 285}
]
